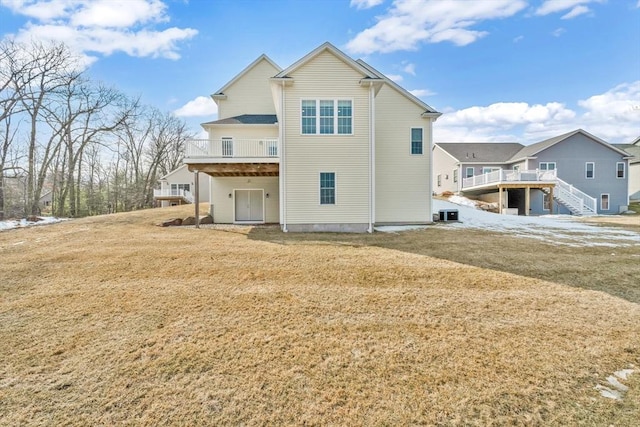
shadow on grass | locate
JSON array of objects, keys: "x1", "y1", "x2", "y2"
[{"x1": 247, "y1": 225, "x2": 640, "y2": 305}]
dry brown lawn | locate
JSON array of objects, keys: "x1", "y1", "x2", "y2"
[{"x1": 1, "y1": 205, "x2": 639, "y2": 426}]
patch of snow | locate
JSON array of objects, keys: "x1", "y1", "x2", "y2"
[
  {"x1": 0, "y1": 217, "x2": 68, "y2": 232},
  {"x1": 614, "y1": 369, "x2": 635, "y2": 381},
  {"x1": 606, "y1": 376, "x2": 629, "y2": 392},
  {"x1": 595, "y1": 384, "x2": 623, "y2": 400},
  {"x1": 375, "y1": 225, "x2": 429, "y2": 233},
  {"x1": 433, "y1": 196, "x2": 640, "y2": 248}
]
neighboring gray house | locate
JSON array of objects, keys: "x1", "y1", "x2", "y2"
[
  {"x1": 614, "y1": 137, "x2": 640, "y2": 201},
  {"x1": 433, "y1": 129, "x2": 631, "y2": 215}
]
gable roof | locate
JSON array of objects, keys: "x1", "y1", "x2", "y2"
[
  {"x1": 159, "y1": 164, "x2": 188, "y2": 181},
  {"x1": 355, "y1": 59, "x2": 440, "y2": 116},
  {"x1": 510, "y1": 129, "x2": 630, "y2": 161},
  {"x1": 614, "y1": 143, "x2": 640, "y2": 164},
  {"x1": 202, "y1": 114, "x2": 277, "y2": 126},
  {"x1": 436, "y1": 143, "x2": 524, "y2": 163},
  {"x1": 273, "y1": 42, "x2": 379, "y2": 80},
  {"x1": 212, "y1": 54, "x2": 281, "y2": 98}
]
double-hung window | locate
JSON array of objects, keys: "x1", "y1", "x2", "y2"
[
  {"x1": 320, "y1": 172, "x2": 336, "y2": 205},
  {"x1": 453, "y1": 169, "x2": 458, "y2": 183},
  {"x1": 586, "y1": 162, "x2": 595, "y2": 179},
  {"x1": 301, "y1": 100, "x2": 352, "y2": 135},
  {"x1": 411, "y1": 128, "x2": 423, "y2": 155},
  {"x1": 616, "y1": 162, "x2": 625, "y2": 179},
  {"x1": 539, "y1": 162, "x2": 556, "y2": 171}
]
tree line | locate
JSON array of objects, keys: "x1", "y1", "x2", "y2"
[{"x1": 0, "y1": 40, "x2": 193, "y2": 220}]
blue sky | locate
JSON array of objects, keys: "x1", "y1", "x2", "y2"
[{"x1": 1, "y1": 0, "x2": 639, "y2": 144}]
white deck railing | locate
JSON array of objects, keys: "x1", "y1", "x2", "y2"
[
  {"x1": 555, "y1": 178, "x2": 597, "y2": 215},
  {"x1": 185, "y1": 138, "x2": 279, "y2": 159},
  {"x1": 153, "y1": 189, "x2": 194, "y2": 203},
  {"x1": 462, "y1": 169, "x2": 557, "y2": 189}
]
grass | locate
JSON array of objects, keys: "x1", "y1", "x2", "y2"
[{"x1": 1, "y1": 205, "x2": 639, "y2": 425}]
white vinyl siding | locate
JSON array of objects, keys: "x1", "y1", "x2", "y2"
[
  {"x1": 300, "y1": 99, "x2": 353, "y2": 135},
  {"x1": 283, "y1": 50, "x2": 369, "y2": 225},
  {"x1": 586, "y1": 162, "x2": 595, "y2": 179},
  {"x1": 216, "y1": 58, "x2": 279, "y2": 119},
  {"x1": 616, "y1": 162, "x2": 625, "y2": 179},
  {"x1": 375, "y1": 84, "x2": 432, "y2": 223}
]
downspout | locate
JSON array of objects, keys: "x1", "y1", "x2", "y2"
[
  {"x1": 281, "y1": 80, "x2": 287, "y2": 232},
  {"x1": 428, "y1": 118, "x2": 434, "y2": 221},
  {"x1": 368, "y1": 82, "x2": 375, "y2": 233}
]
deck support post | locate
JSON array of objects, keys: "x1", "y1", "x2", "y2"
[
  {"x1": 525, "y1": 187, "x2": 530, "y2": 216},
  {"x1": 549, "y1": 186, "x2": 554, "y2": 214},
  {"x1": 194, "y1": 170, "x2": 200, "y2": 229},
  {"x1": 498, "y1": 186, "x2": 503, "y2": 214}
]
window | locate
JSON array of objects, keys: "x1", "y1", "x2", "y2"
[
  {"x1": 319, "y1": 100, "x2": 334, "y2": 134},
  {"x1": 453, "y1": 169, "x2": 458, "y2": 183},
  {"x1": 543, "y1": 193, "x2": 551, "y2": 211},
  {"x1": 465, "y1": 167, "x2": 474, "y2": 178},
  {"x1": 513, "y1": 165, "x2": 520, "y2": 171},
  {"x1": 539, "y1": 162, "x2": 556, "y2": 171},
  {"x1": 222, "y1": 137, "x2": 233, "y2": 157},
  {"x1": 616, "y1": 162, "x2": 625, "y2": 179},
  {"x1": 601, "y1": 194, "x2": 609, "y2": 210},
  {"x1": 301, "y1": 100, "x2": 316, "y2": 134},
  {"x1": 411, "y1": 128, "x2": 423, "y2": 155},
  {"x1": 337, "y1": 100, "x2": 352, "y2": 134},
  {"x1": 586, "y1": 162, "x2": 595, "y2": 179},
  {"x1": 170, "y1": 183, "x2": 190, "y2": 195},
  {"x1": 320, "y1": 172, "x2": 335, "y2": 205},
  {"x1": 301, "y1": 99, "x2": 352, "y2": 135},
  {"x1": 437, "y1": 174, "x2": 441, "y2": 187}
]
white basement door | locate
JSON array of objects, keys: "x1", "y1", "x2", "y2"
[{"x1": 234, "y1": 190, "x2": 264, "y2": 222}]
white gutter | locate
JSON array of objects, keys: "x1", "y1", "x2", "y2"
[{"x1": 428, "y1": 117, "x2": 435, "y2": 220}]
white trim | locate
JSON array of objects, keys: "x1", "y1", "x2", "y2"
[
  {"x1": 300, "y1": 98, "x2": 354, "y2": 135},
  {"x1": 542, "y1": 192, "x2": 551, "y2": 212},
  {"x1": 368, "y1": 82, "x2": 375, "y2": 233},
  {"x1": 600, "y1": 193, "x2": 610, "y2": 211},
  {"x1": 410, "y1": 127, "x2": 424, "y2": 155},
  {"x1": 319, "y1": 171, "x2": 337, "y2": 206},
  {"x1": 281, "y1": 81, "x2": 287, "y2": 232},
  {"x1": 585, "y1": 162, "x2": 595, "y2": 179},
  {"x1": 616, "y1": 162, "x2": 625, "y2": 179}
]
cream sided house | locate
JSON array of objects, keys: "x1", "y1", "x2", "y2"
[
  {"x1": 433, "y1": 129, "x2": 631, "y2": 215},
  {"x1": 614, "y1": 136, "x2": 640, "y2": 201},
  {"x1": 183, "y1": 42, "x2": 441, "y2": 232}
]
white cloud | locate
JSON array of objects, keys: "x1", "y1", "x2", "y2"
[
  {"x1": 174, "y1": 96, "x2": 218, "y2": 117},
  {"x1": 402, "y1": 62, "x2": 415, "y2": 75},
  {"x1": 346, "y1": 0, "x2": 527, "y2": 54},
  {"x1": 434, "y1": 81, "x2": 640, "y2": 144},
  {"x1": 409, "y1": 88, "x2": 436, "y2": 98},
  {"x1": 386, "y1": 73, "x2": 403, "y2": 82},
  {"x1": 535, "y1": 0, "x2": 602, "y2": 17},
  {"x1": 561, "y1": 5, "x2": 590, "y2": 19},
  {"x1": 350, "y1": 0, "x2": 384, "y2": 10},
  {"x1": 513, "y1": 35, "x2": 524, "y2": 43},
  {"x1": 2, "y1": 0, "x2": 197, "y2": 61},
  {"x1": 552, "y1": 27, "x2": 566, "y2": 37}
]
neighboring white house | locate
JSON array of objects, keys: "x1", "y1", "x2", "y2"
[
  {"x1": 614, "y1": 137, "x2": 640, "y2": 201},
  {"x1": 433, "y1": 129, "x2": 631, "y2": 215},
  {"x1": 154, "y1": 165, "x2": 210, "y2": 208},
  {"x1": 183, "y1": 42, "x2": 441, "y2": 232}
]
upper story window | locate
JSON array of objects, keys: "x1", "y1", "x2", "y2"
[
  {"x1": 586, "y1": 162, "x2": 595, "y2": 179},
  {"x1": 170, "y1": 183, "x2": 190, "y2": 195},
  {"x1": 616, "y1": 162, "x2": 625, "y2": 179},
  {"x1": 411, "y1": 128, "x2": 423, "y2": 155},
  {"x1": 539, "y1": 162, "x2": 556, "y2": 171},
  {"x1": 301, "y1": 99, "x2": 352, "y2": 135}
]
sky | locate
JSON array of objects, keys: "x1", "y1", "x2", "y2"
[{"x1": 1, "y1": 0, "x2": 639, "y2": 145}]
